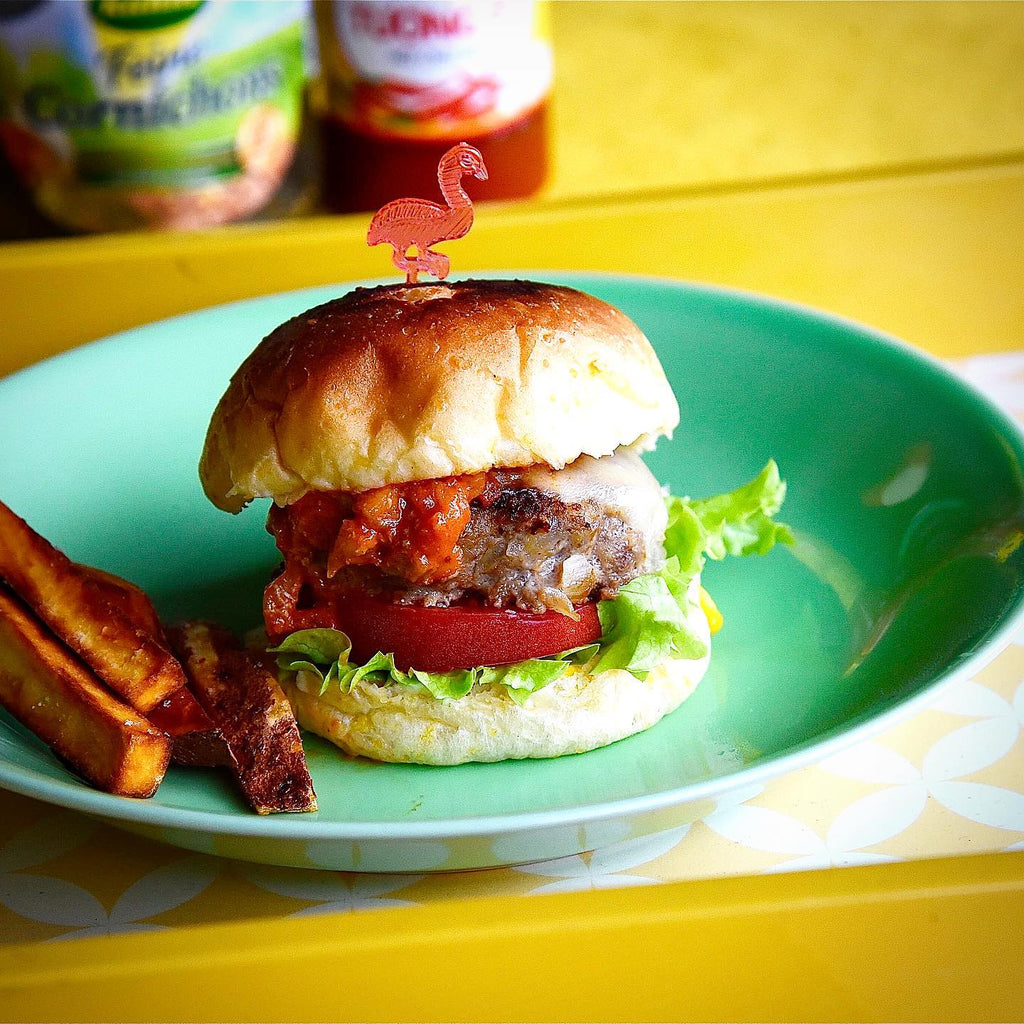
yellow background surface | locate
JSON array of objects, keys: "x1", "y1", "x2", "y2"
[
  {"x1": 547, "y1": 1, "x2": 1024, "y2": 197},
  {"x1": 1, "y1": 161, "x2": 1020, "y2": 378},
  {"x1": 0, "y1": 2, "x2": 1021, "y2": 374}
]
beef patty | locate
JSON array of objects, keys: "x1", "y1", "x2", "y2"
[{"x1": 267, "y1": 448, "x2": 668, "y2": 617}]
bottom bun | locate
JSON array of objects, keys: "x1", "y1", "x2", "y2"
[{"x1": 281, "y1": 618, "x2": 711, "y2": 766}]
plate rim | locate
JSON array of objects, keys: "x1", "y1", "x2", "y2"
[{"x1": 3, "y1": 270, "x2": 1024, "y2": 843}]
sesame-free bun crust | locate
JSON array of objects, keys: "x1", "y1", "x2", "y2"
[
  {"x1": 200, "y1": 279, "x2": 680, "y2": 511},
  {"x1": 282, "y1": 643, "x2": 709, "y2": 766}
]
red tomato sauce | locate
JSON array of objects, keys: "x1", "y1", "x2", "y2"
[{"x1": 268, "y1": 473, "x2": 502, "y2": 587}]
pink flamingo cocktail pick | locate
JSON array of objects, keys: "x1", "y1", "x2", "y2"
[{"x1": 366, "y1": 142, "x2": 488, "y2": 285}]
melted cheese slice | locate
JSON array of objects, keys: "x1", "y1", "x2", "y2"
[{"x1": 520, "y1": 447, "x2": 668, "y2": 562}]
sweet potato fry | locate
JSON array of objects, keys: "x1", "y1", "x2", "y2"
[
  {"x1": 148, "y1": 684, "x2": 231, "y2": 768},
  {"x1": 168, "y1": 621, "x2": 317, "y2": 814},
  {"x1": 0, "y1": 587, "x2": 171, "y2": 797},
  {"x1": 0, "y1": 501, "x2": 186, "y2": 711},
  {"x1": 75, "y1": 565, "x2": 229, "y2": 765},
  {"x1": 166, "y1": 727, "x2": 234, "y2": 769},
  {"x1": 74, "y1": 569, "x2": 228, "y2": 763},
  {"x1": 78, "y1": 565, "x2": 164, "y2": 638}
]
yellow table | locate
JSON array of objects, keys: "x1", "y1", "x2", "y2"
[{"x1": 1, "y1": 4, "x2": 1023, "y2": 1021}]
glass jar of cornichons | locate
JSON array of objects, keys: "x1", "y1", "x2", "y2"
[{"x1": 0, "y1": 0, "x2": 313, "y2": 232}]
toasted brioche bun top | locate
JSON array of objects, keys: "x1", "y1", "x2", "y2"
[{"x1": 200, "y1": 279, "x2": 680, "y2": 512}]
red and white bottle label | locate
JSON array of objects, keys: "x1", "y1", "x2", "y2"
[{"x1": 331, "y1": 0, "x2": 552, "y2": 139}]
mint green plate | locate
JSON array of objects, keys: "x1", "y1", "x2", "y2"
[{"x1": 2, "y1": 273, "x2": 1023, "y2": 872}]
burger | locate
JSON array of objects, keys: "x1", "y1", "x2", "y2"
[{"x1": 199, "y1": 279, "x2": 788, "y2": 765}]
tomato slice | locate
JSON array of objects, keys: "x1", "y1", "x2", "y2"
[
  {"x1": 265, "y1": 575, "x2": 602, "y2": 673},
  {"x1": 334, "y1": 594, "x2": 602, "y2": 673}
]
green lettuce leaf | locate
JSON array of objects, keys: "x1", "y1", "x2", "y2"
[
  {"x1": 594, "y1": 556, "x2": 707, "y2": 678},
  {"x1": 269, "y1": 628, "x2": 352, "y2": 688},
  {"x1": 408, "y1": 667, "x2": 478, "y2": 700},
  {"x1": 479, "y1": 659, "x2": 572, "y2": 706},
  {"x1": 673, "y1": 460, "x2": 794, "y2": 561},
  {"x1": 339, "y1": 651, "x2": 406, "y2": 692},
  {"x1": 271, "y1": 462, "x2": 791, "y2": 702},
  {"x1": 663, "y1": 496, "x2": 707, "y2": 576}
]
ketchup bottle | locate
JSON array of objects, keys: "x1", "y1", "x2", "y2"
[{"x1": 315, "y1": 0, "x2": 552, "y2": 213}]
